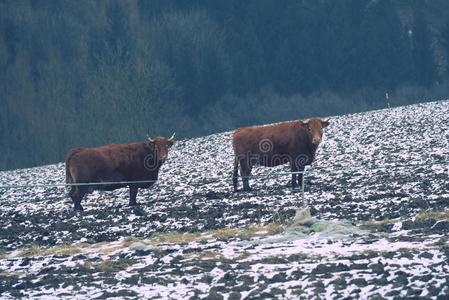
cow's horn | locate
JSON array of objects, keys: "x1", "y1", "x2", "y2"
[
  {"x1": 147, "y1": 134, "x2": 154, "y2": 142},
  {"x1": 168, "y1": 132, "x2": 176, "y2": 141}
]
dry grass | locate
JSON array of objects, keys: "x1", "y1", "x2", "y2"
[
  {"x1": 416, "y1": 209, "x2": 449, "y2": 221},
  {"x1": 90, "y1": 241, "x2": 109, "y2": 248},
  {"x1": 212, "y1": 223, "x2": 284, "y2": 240},
  {"x1": 20, "y1": 244, "x2": 82, "y2": 258},
  {"x1": 358, "y1": 209, "x2": 449, "y2": 231},
  {"x1": 121, "y1": 236, "x2": 142, "y2": 247},
  {"x1": 94, "y1": 258, "x2": 133, "y2": 273},
  {"x1": 97, "y1": 237, "x2": 143, "y2": 255},
  {"x1": 15, "y1": 223, "x2": 285, "y2": 258},
  {"x1": 75, "y1": 258, "x2": 131, "y2": 273},
  {"x1": 99, "y1": 245, "x2": 124, "y2": 255},
  {"x1": 150, "y1": 232, "x2": 201, "y2": 245},
  {"x1": 20, "y1": 244, "x2": 42, "y2": 257},
  {"x1": 149, "y1": 223, "x2": 285, "y2": 246},
  {"x1": 51, "y1": 245, "x2": 82, "y2": 256},
  {"x1": 18, "y1": 238, "x2": 137, "y2": 258}
]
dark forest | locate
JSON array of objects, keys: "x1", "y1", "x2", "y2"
[{"x1": 1, "y1": 0, "x2": 449, "y2": 170}]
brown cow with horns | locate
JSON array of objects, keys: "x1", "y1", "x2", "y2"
[
  {"x1": 232, "y1": 118, "x2": 329, "y2": 191},
  {"x1": 65, "y1": 134, "x2": 175, "y2": 211}
]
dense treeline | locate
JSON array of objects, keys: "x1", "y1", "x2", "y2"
[{"x1": 1, "y1": 0, "x2": 449, "y2": 170}]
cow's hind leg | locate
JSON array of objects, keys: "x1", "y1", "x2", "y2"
[
  {"x1": 240, "y1": 159, "x2": 252, "y2": 191},
  {"x1": 129, "y1": 186, "x2": 138, "y2": 206},
  {"x1": 232, "y1": 157, "x2": 239, "y2": 192},
  {"x1": 70, "y1": 187, "x2": 85, "y2": 211},
  {"x1": 68, "y1": 186, "x2": 76, "y2": 198}
]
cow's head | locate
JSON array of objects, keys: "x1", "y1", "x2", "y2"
[
  {"x1": 300, "y1": 118, "x2": 330, "y2": 145},
  {"x1": 148, "y1": 133, "x2": 175, "y2": 163}
]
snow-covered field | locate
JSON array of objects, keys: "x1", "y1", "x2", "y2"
[{"x1": 1, "y1": 100, "x2": 449, "y2": 299}]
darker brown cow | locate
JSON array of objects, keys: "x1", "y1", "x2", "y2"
[
  {"x1": 65, "y1": 134, "x2": 175, "y2": 211},
  {"x1": 232, "y1": 118, "x2": 329, "y2": 191}
]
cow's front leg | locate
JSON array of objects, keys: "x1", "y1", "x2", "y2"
[
  {"x1": 291, "y1": 173, "x2": 297, "y2": 188},
  {"x1": 296, "y1": 168, "x2": 305, "y2": 187},
  {"x1": 70, "y1": 187, "x2": 85, "y2": 211},
  {"x1": 129, "y1": 187, "x2": 138, "y2": 206},
  {"x1": 290, "y1": 164, "x2": 299, "y2": 189},
  {"x1": 242, "y1": 176, "x2": 251, "y2": 191}
]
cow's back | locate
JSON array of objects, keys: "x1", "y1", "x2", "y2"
[
  {"x1": 66, "y1": 142, "x2": 156, "y2": 184},
  {"x1": 233, "y1": 121, "x2": 307, "y2": 156},
  {"x1": 97, "y1": 143, "x2": 156, "y2": 180}
]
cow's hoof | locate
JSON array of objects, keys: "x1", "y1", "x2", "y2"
[
  {"x1": 129, "y1": 202, "x2": 139, "y2": 206},
  {"x1": 74, "y1": 206, "x2": 84, "y2": 212},
  {"x1": 234, "y1": 189, "x2": 250, "y2": 193}
]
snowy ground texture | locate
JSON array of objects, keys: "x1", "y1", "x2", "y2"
[{"x1": 1, "y1": 100, "x2": 449, "y2": 299}]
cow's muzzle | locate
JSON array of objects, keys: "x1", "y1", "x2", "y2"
[{"x1": 312, "y1": 138, "x2": 321, "y2": 145}]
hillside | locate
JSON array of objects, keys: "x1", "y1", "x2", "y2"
[
  {"x1": 3, "y1": 0, "x2": 449, "y2": 171},
  {"x1": 1, "y1": 100, "x2": 449, "y2": 298}
]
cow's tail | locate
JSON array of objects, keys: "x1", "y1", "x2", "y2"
[
  {"x1": 65, "y1": 163, "x2": 72, "y2": 184},
  {"x1": 65, "y1": 148, "x2": 83, "y2": 188},
  {"x1": 65, "y1": 150, "x2": 77, "y2": 184},
  {"x1": 232, "y1": 156, "x2": 239, "y2": 192},
  {"x1": 65, "y1": 153, "x2": 75, "y2": 198}
]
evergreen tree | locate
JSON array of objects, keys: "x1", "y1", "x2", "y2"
[
  {"x1": 440, "y1": 21, "x2": 449, "y2": 77},
  {"x1": 321, "y1": 0, "x2": 367, "y2": 92},
  {"x1": 356, "y1": 0, "x2": 412, "y2": 91},
  {"x1": 147, "y1": 10, "x2": 231, "y2": 114},
  {"x1": 410, "y1": 7, "x2": 438, "y2": 86},
  {"x1": 0, "y1": 0, "x2": 448, "y2": 170}
]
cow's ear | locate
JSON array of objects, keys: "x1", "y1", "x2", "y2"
[
  {"x1": 167, "y1": 139, "x2": 175, "y2": 147},
  {"x1": 321, "y1": 120, "x2": 330, "y2": 128}
]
